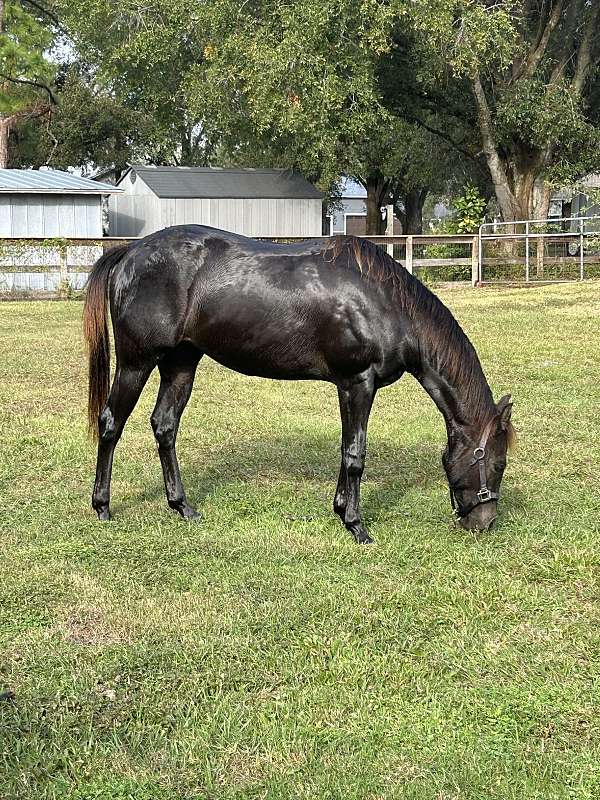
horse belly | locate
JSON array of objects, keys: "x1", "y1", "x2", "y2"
[{"x1": 187, "y1": 298, "x2": 330, "y2": 380}]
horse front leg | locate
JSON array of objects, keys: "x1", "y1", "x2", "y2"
[
  {"x1": 336, "y1": 372, "x2": 376, "y2": 544},
  {"x1": 333, "y1": 461, "x2": 347, "y2": 521}
]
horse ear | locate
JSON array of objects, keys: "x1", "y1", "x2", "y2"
[{"x1": 496, "y1": 394, "x2": 513, "y2": 431}]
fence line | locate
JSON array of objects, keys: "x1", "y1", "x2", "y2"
[
  {"x1": 477, "y1": 215, "x2": 600, "y2": 284},
  {"x1": 0, "y1": 234, "x2": 481, "y2": 296},
  {"x1": 1, "y1": 225, "x2": 599, "y2": 297}
]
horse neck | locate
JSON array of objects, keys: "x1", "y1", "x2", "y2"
[{"x1": 406, "y1": 303, "x2": 497, "y2": 440}]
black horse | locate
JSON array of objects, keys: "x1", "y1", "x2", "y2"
[{"x1": 84, "y1": 225, "x2": 514, "y2": 542}]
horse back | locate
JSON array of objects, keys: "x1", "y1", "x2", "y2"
[{"x1": 109, "y1": 225, "x2": 402, "y2": 381}]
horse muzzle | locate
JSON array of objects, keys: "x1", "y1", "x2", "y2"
[{"x1": 458, "y1": 500, "x2": 498, "y2": 531}]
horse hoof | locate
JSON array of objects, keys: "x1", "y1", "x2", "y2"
[
  {"x1": 354, "y1": 531, "x2": 373, "y2": 544},
  {"x1": 172, "y1": 503, "x2": 201, "y2": 521},
  {"x1": 96, "y1": 508, "x2": 111, "y2": 522}
]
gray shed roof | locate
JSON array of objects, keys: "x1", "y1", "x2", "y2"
[
  {"x1": 125, "y1": 166, "x2": 323, "y2": 200},
  {"x1": 0, "y1": 169, "x2": 122, "y2": 194}
]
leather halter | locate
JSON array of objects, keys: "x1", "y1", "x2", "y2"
[{"x1": 449, "y1": 418, "x2": 499, "y2": 521}]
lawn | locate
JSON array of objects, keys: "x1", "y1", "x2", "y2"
[{"x1": 0, "y1": 283, "x2": 599, "y2": 800}]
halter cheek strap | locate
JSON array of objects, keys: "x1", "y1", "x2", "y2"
[{"x1": 449, "y1": 419, "x2": 499, "y2": 521}]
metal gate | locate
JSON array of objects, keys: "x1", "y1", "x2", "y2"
[{"x1": 477, "y1": 216, "x2": 600, "y2": 284}]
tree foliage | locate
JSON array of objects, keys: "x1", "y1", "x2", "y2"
[
  {"x1": 403, "y1": 0, "x2": 600, "y2": 221},
  {"x1": 10, "y1": 66, "x2": 142, "y2": 173},
  {"x1": 3, "y1": 0, "x2": 599, "y2": 230},
  {"x1": 0, "y1": 0, "x2": 57, "y2": 166}
]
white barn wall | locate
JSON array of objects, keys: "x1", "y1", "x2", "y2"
[
  {"x1": 116, "y1": 171, "x2": 155, "y2": 196},
  {"x1": 0, "y1": 194, "x2": 103, "y2": 237},
  {"x1": 109, "y1": 196, "x2": 323, "y2": 238}
]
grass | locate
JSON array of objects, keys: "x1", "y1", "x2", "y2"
[{"x1": 0, "y1": 283, "x2": 599, "y2": 800}]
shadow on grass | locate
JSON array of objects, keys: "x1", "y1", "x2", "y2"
[{"x1": 116, "y1": 430, "x2": 524, "y2": 526}]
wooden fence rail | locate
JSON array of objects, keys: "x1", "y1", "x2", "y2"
[
  {"x1": 1, "y1": 230, "x2": 597, "y2": 296},
  {"x1": 0, "y1": 234, "x2": 481, "y2": 296}
]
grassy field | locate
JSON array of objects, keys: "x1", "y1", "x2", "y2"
[{"x1": 1, "y1": 283, "x2": 599, "y2": 800}]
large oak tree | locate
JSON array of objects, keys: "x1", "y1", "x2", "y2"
[{"x1": 407, "y1": 0, "x2": 600, "y2": 222}]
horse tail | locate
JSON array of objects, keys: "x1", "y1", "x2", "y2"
[{"x1": 83, "y1": 243, "x2": 130, "y2": 438}]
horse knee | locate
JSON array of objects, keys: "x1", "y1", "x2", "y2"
[
  {"x1": 343, "y1": 450, "x2": 365, "y2": 478},
  {"x1": 151, "y1": 413, "x2": 176, "y2": 449}
]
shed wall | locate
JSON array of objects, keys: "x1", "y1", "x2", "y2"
[
  {"x1": 108, "y1": 196, "x2": 323, "y2": 237},
  {"x1": 0, "y1": 194, "x2": 103, "y2": 237}
]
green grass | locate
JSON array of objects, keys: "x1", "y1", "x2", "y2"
[{"x1": 1, "y1": 284, "x2": 599, "y2": 800}]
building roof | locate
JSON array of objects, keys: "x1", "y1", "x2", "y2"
[
  {"x1": 0, "y1": 169, "x2": 122, "y2": 194},
  {"x1": 124, "y1": 166, "x2": 324, "y2": 200}
]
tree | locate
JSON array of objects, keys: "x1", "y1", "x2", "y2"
[
  {"x1": 0, "y1": 0, "x2": 57, "y2": 167},
  {"x1": 404, "y1": 0, "x2": 600, "y2": 223},
  {"x1": 56, "y1": 0, "x2": 215, "y2": 167},
  {"x1": 10, "y1": 65, "x2": 146, "y2": 174},
  {"x1": 188, "y1": 0, "x2": 468, "y2": 233}
]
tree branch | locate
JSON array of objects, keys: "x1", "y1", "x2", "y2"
[
  {"x1": 548, "y1": 0, "x2": 581, "y2": 82},
  {"x1": 0, "y1": 72, "x2": 57, "y2": 105},
  {"x1": 21, "y1": 0, "x2": 62, "y2": 28},
  {"x1": 572, "y1": 2, "x2": 600, "y2": 95},
  {"x1": 472, "y1": 75, "x2": 519, "y2": 218},
  {"x1": 403, "y1": 111, "x2": 479, "y2": 165},
  {"x1": 518, "y1": 0, "x2": 565, "y2": 80}
]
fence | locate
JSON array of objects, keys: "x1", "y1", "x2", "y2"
[
  {"x1": 477, "y1": 215, "x2": 600, "y2": 284},
  {"x1": 1, "y1": 222, "x2": 599, "y2": 298},
  {"x1": 0, "y1": 234, "x2": 479, "y2": 298}
]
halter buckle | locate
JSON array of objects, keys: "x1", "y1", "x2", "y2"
[
  {"x1": 477, "y1": 487, "x2": 492, "y2": 503},
  {"x1": 473, "y1": 446, "x2": 485, "y2": 460}
]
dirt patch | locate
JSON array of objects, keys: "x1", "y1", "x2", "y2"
[{"x1": 62, "y1": 607, "x2": 127, "y2": 647}]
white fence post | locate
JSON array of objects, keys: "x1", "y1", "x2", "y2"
[
  {"x1": 471, "y1": 236, "x2": 479, "y2": 286},
  {"x1": 579, "y1": 218, "x2": 585, "y2": 280},
  {"x1": 525, "y1": 221, "x2": 530, "y2": 282},
  {"x1": 385, "y1": 204, "x2": 394, "y2": 258},
  {"x1": 59, "y1": 243, "x2": 68, "y2": 297},
  {"x1": 405, "y1": 235, "x2": 413, "y2": 274}
]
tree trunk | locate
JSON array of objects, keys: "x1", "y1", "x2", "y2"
[
  {"x1": 364, "y1": 174, "x2": 388, "y2": 235},
  {"x1": 533, "y1": 178, "x2": 552, "y2": 278},
  {"x1": 403, "y1": 187, "x2": 428, "y2": 234},
  {"x1": 0, "y1": 118, "x2": 11, "y2": 168}
]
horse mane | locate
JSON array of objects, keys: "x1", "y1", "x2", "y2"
[{"x1": 323, "y1": 235, "x2": 498, "y2": 427}]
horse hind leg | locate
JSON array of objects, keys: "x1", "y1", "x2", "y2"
[
  {"x1": 92, "y1": 363, "x2": 153, "y2": 520},
  {"x1": 151, "y1": 344, "x2": 203, "y2": 520}
]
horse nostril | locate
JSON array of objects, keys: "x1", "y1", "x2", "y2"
[{"x1": 486, "y1": 517, "x2": 497, "y2": 531}]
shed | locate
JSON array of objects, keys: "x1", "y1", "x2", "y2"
[
  {"x1": 550, "y1": 173, "x2": 600, "y2": 229},
  {"x1": 328, "y1": 177, "x2": 402, "y2": 235},
  {"x1": 0, "y1": 169, "x2": 122, "y2": 238},
  {"x1": 109, "y1": 166, "x2": 324, "y2": 238}
]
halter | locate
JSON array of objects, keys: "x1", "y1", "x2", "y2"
[{"x1": 449, "y1": 418, "x2": 499, "y2": 521}]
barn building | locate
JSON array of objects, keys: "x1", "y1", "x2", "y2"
[
  {"x1": 0, "y1": 169, "x2": 122, "y2": 238},
  {"x1": 327, "y1": 177, "x2": 402, "y2": 236},
  {"x1": 109, "y1": 166, "x2": 324, "y2": 238}
]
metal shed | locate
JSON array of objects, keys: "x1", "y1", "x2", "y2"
[
  {"x1": 0, "y1": 169, "x2": 122, "y2": 238},
  {"x1": 109, "y1": 166, "x2": 324, "y2": 238},
  {"x1": 328, "y1": 178, "x2": 402, "y2": 235}
]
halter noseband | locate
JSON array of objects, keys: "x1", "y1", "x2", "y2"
[{"x1": 449, "y1": 419, "x2": 499, "y2": 521}]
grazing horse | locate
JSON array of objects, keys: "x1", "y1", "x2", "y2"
[{"x1": 84, "y1": 225, "x2": 514, "y2": 542}]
